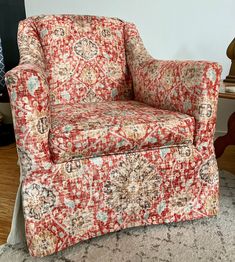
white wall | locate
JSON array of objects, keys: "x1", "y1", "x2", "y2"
[{"x1": 22, "y1": 0, "x2": 234, "y2": 132}]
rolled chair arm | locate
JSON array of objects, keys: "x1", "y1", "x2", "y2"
[
  {"x1": 124, "y1": 22, "x2": 222, "y2": 153},
  {"x1": 5, "y1": 64, "x2": 51, "y2": 174},
  {"x1": 132, "y1": 59, "x2": 222, "y2": 153}
]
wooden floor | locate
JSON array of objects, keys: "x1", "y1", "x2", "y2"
[
  {"x1": 0, "y1": 144, "x2": 19, "y2": 245},
  {"x1": 0, "y1": 144, "x2": 234, "y2": 245},
  {"x1": 217, "y1": 145, "x2": 235, "y2": 175}
]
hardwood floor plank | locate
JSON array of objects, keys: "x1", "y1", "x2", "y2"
[
  {"x1": 217, "y1": 145, "x2": 235, "y2": 174},
  {"x1": 0, "y1": 144, "x2": 19, "y2": 245}
]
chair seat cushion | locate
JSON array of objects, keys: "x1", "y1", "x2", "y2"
[{"x1": 49, "y1": 100, "x2": 195, "y2": 163}]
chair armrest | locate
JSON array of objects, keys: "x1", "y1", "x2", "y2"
[
  {"x1": 5, "y1": 64, "x2": 51, "y2": 171},
  {"x1": 132, "y1": 59, "x2": 222, "y2": 153},
  {"x1": 124, "y1": 22, "x2": 222, "y2": 153}
]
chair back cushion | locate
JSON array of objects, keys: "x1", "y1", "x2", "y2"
[{"x1": 18, "y1": 15, "x2": 133, "y2": 105}]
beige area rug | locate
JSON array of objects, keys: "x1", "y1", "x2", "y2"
[{"x1": 0, "y1": 170, "x2": 234, "y2": 262}]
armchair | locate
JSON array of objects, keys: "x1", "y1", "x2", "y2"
[{"x1": 6, "y1": 15, "x2": 222, "y2": 257}]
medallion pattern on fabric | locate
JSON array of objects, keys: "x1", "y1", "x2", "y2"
[
  {"x1": 74, "y1": 38, "x2": 98, "y2": 60},
  {"x1": 5, "y1": 14, "x2": 222, "y2": 257}
]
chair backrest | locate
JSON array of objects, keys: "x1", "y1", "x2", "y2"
[{"x1": 18, "y1": 15, "x2": 134, "y2": 105}]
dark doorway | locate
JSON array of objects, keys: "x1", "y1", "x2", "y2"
[{"x1": 0, "y1": 0, "x2": 26, "y2": 102}]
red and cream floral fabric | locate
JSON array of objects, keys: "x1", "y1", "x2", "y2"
[
  {"x1": 5, "y1": 15, "x2": 222, "y2": 257},
  {"x1": 17, "y1": 15, "x2": 133, "y2": 105},
  {"x1": 124, "y1": 22, "x2": 222, "y2": 155},
  {"x1": 49, "y1": 100, "x2": 195, "y2": 163}
]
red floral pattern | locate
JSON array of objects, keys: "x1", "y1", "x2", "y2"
[
  {"x1": 17, "y1": 15, "x2": 133, "y2": 105},
  {"x1": 5, "y1": 15, "x2": 222, "y2": 257},
  {"x1": 124, "y1": 22, "x2": 222, "y2": 155},
  {"x1": 49, "y1": 100, "x2": 195, "y2": 163}
]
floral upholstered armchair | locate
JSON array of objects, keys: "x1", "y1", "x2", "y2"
[{"x1": 5, "y1": 15, "x2": 222, "y2": 257}]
